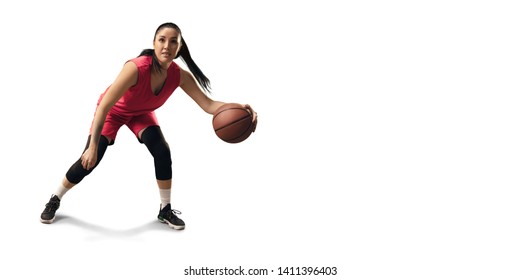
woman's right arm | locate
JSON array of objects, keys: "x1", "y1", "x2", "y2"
[{"x1": 81, "y1": 61, "x2": 138, "y2": 170}]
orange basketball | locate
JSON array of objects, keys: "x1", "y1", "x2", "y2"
[{"x1": 212, "y1": 103, "x2": 254, "y2": 143}]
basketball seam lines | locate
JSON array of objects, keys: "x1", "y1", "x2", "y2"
[{"x1": 214, "y1": 115, "x2": 251, "y2": 132}]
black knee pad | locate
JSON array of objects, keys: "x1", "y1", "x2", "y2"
[
  {"x1": 65, "y1": 136, "x2": 109, "y2": 184},
  {"x1": 141, "y1": 126, "x2": 172, "y2": 180}
]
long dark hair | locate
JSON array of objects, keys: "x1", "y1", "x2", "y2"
[{"x1": 139, "y1": 22, "x2": 211, "y2": 93}]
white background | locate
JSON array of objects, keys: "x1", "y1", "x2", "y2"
[{"x1": 1, "y1": 0, "x2": 519, "y2": 279}]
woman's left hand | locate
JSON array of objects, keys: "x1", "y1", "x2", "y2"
[{"x1": 243, "y1": 104, "x2": 258, "y2": 132}]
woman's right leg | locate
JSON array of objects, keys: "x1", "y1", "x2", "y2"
[
  {"x1": 40, "y1": 135, "x2": 111, "y2": 224},
  {"x1": 65, "y1": 135, "x2": 111, "y2": 185}
]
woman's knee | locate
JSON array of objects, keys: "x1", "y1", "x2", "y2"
[
  {"x1": 141, "y1": 126, "x2": 170, "y2": 157},
  {"x1": 65, "y1": 135, "x2": 110, "y2": 184},
  {"x1": 141, "y1": 126, "x2": 172, "y2": 179}
]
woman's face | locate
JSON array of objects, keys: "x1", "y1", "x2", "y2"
[{"x1": 153, "y1": 27, "x2": 181, "y2": 65}]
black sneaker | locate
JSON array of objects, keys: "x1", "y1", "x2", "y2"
[
  {"x1": 40, "y1": 195, "x2": 60, "y2": 224},
  {"x1": 158, "y1": 203, "x2": 185, "y2": 230}
]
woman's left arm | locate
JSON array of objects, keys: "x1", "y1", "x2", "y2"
[
  {"x1": 179, "y1": 68, "x2": 224, "y2": 114},
  {"x1": 180, "y1": 68, "x2": 257, "y2": 128}
]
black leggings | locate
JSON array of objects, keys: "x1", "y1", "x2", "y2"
[
  {"x1": 65, "y1": 126, "x2": 172, "y2": 184},
  {"x1": 140, "y1": 126, "x2": 172, "y2": 180},
  {"x1": 65, "y1": 135, "x2": 109, "y2": 184}
]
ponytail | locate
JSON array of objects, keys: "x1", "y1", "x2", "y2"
[
  {"x1": 176, "y1": 37, "x2": 211, "y2": 93},
  {"x1": 138, "y1": 22, "x2": 211, "y2": 94}
]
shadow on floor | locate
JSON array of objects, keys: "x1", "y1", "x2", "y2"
[{"x1": 50, "y1": 214, "x2": 182, "y2": 239}]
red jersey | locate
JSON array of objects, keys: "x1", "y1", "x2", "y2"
[
  {"x1": 91, "y1": 55, "x2": 182, "y2": 142},
  {"x1": 99, "y1": 55, "x2": 181, "y2": 116}
]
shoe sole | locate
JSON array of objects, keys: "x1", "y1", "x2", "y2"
[
  {"x1": 40, "y1": 217, "x2": 55, "y2": 224},
  {"x1": 159, "y1": 219, "x2": 185, "y2": 230}
]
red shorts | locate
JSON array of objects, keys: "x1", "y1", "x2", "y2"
[{"x1": 90, "y1": 110, "x2": 159, "y2": 145}]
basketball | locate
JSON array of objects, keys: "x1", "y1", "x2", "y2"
[{"x1": 212, "y1": 103, "x2": 254, "y2": 143}]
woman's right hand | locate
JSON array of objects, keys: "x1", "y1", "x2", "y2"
[{"x1": 81, "y1": 146, "x2": 98, "y2": 170}]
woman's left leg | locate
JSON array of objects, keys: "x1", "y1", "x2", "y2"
[{"x1": 139, "y1": 125, "x2": 185, "y2": 230}]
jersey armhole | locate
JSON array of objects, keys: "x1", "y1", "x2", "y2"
[{"x1": 124, "y1": 60, "x2": 139, "y2": 89}]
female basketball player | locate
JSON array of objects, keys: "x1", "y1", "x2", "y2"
[{"x1": 40, "y1": 22, "x2": 257, "y2": 230}]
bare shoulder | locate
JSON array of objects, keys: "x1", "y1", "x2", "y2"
[
  {"x1": 111, "y1": 60, "x2": 139, "y2": 88},
  {"x1": 122, "y1": 60, "x2": 138, "y2": 73},
  {"x1": 119, "y1": 60, "x2": 138, "y2": 80},
  {"x1": 179, "y1": 67, "x2": 196, "y2": 86}
]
